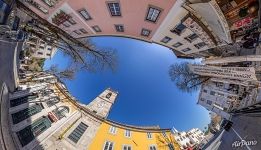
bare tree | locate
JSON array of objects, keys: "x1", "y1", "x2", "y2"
[
  {"x1": 169, "y1": 62, "x2": 210, "y2": 93},
  {"x1": 17, "y1": 1, "x2": 117, "y2": 75},
  {"x1": 47, "y1": 65, "x2": 75, "y2": 80}
]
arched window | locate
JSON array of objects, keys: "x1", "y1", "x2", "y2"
[
  {"x1": 106, "y1": 93, "x2": 112, "y2": 99},
  {"x1": 53, "y1": 106, "x2": 69, "y2": 119},
  {"x1": 42, "y1": 89, "x2": 54, "y2": 96},
  {"x1": 46, "y1": 97, "x2": 60, "y2": 107}
]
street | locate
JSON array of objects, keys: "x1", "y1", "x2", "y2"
[{"x1": 214, "y1": 114, "x2": 261, "y2": 150}]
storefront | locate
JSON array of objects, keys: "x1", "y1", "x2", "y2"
[{"x1": 216, "y1": 0, "x2": 259, "y2": 41}]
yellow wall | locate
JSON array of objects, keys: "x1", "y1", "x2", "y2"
[{"x1": 89, "y1": 122, "x2": 180, "y2": 150}]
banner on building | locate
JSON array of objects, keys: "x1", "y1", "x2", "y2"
[{"x1": 188, "y1": 64, "x2": 257, "y2": 81}]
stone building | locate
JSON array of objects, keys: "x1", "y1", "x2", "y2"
[{"x1": 1, "y1": 72, "x2": 181, "y2": 150}]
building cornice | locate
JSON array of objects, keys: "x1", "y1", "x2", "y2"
[{"x1": 55, "y1": 82, "x2": 172, "y2": 132}]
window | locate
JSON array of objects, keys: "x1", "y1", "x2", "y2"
[
  {"x1": 206, "y1": 100, "x2": 212, "y2": 105},
  {"x1": 141, "y1": 28, "x2": 151, "y2": 37},
  {"x1": 30, "y1": 44, "x2": 36, "y2": 48},
  {"x1": 42, "y1": 89, "x2": 54, "y2": 96},
  {"x1": 92, "y1": 25, "x2": 101, "y2": 32},
  {"x1": 217, "y1": 93, "x2": 224, "y2": 97},
  {"x1": 210, "y1": 91, "x2": 215, "y2": 96},
  {"x1": 12, "y1": 103, "x2": 43, "y2": 124},
  {"x1": 52, "y1": 106, "x2": 69, "y2": 119},
  {"x1": 203, "y1": 89, "x2": 207, "y2": 93},
  {"x1": 194, "y1": 42, "x2": 206, "y2": 49},
  {"x1": 63, "y1": 21, "x2": 70, "y2": 27},
  {"x1": 27, "y1": 1, "x2": 48, "y2": 14},
  {"x1": 172, "y1": 42, "x2": 183, "y2": 48},
  {"x1": 46, "y1": 97, "x2": 60, "y2": 107},
  {"x1": 68, "y1": 122, "x2": 88, "y2": 143},
  {"x1": 107, "y1": 2, "x2": 121, "y2": 16},
  {"x1": 17, "y1": 117, "x2": 51, "y2": 147},
  {"x1": 78, "y1": 9, "x2": 92, "y2": 20},
  {"x1": 147, "y1": 132, "x2": 152, "y2": 139},
  {"x1": 161, "y1": 36, "x2": 172, "y2": 43},
  {"x1": 216, "y1": 82, "x2": 223, "y2": 87},
  {"x1": 162, "y1": 132, "x2": 167, "y2": 138},
  {"x1": 123, "y1": 145, "x2": 132, "y2": 150},
  {"x1": 171, "y1": 23, "x2": 186, "y2": 36},
  {"x1": 115, "y1": 24, "x2": 124, "y2": 32},
  {"x1": 125, "y1": 130, "x2": 131, "y2": 137},
  {"x1": 104, "y1": 141, "x2": 114, "y2": 150},
  {"x1": 37, "y1": 52, "x2": 43, "y2": 55},
  {"x1": 42, "y1": 0, "x2": 55, "y2": 7},
  {"x1": 73, "y1": 30, "x2": 81, "y2": 35},
  {"x1": 181, "y1": 48, "x2": 191, "y2": 52},
  {"x1": 168, "y1": 143, "x2": 175, "y2": 150},
  {"x1": 223, "y1": 107, "x2": 228, "y2": 111},
  {"x1": 146, "y1": 7, "x2": 161, "y2": 22},
  {"x1": 10, "y1": 94, "x2": 38, "y2": 107},
  {"x1": 149, "y1": 145, "x2": 157, "y2": 150},
  {"x1": 109, "y1": 126, "x2": 117, "y2": 134},
  {"x1": 46, "y1": 53, "x2": 51, "y2": 56},
  {"x1": 68, "y1": 17, "x2": 76, "y2": 25},
  {"x1": 80, "y1": 28, "x2": 88, "y2": 34},
  {"x1": 106, "y1": 93, "x2": 112, "y2": 99},
  {"x1": 185, "y1": 33, "x2": 198, "y2": 43}
]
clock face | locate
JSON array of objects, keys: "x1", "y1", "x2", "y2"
[{"x1": 97, "y1": 101, "x2": 105, "y2": 108}]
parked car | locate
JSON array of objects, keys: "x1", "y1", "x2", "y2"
[{"x1": 220, "y1": 119, "x2": 233, "y2": 131}]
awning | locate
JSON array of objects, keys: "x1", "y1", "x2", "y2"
[{"x1": 190, "y1": 0, "x2": 232, "y2": 43}]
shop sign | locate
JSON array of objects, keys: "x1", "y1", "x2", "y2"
[
  {"x1": 188, "y1": 64, "x2": 257, "y2": 81},
  {"x1": 232, "y1": 17, "x2": 253, "y2": 30}
]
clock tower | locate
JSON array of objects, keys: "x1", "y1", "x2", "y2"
[{"x1": 86, "y1": 88, "x2": 118, "y2": 118}]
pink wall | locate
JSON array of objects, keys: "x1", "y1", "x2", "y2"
[{"x1": 25, "y1": 0, "x2": 176, "y2": 40}]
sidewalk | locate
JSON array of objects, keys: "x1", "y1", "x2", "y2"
[
  {"x1": 0, "y1": 39, "x2": 22, "y2": 92},
  {"x1": 0, "y1": 81, "x2": 16, "y2": 150}
]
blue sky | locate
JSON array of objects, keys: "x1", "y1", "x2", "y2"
[{"x1": 44, "y1": 37, "x2": 210, "y2": 132}]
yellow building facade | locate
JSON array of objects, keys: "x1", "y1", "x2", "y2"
[
  {"x1": 89, "y1": 121, "x2": 180, "y2": 150},
  {"x1": 4, "y1": 72, "x2": 181, "y2": 150}
]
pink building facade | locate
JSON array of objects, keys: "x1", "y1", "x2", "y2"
[
  {"x1": 23, "y1": 0, "x2": 176, "y2": 42},
  {"x1": 21, "y1": 0, "x2": 230, "y2": 58}
]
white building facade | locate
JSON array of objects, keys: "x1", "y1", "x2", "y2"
[
  {"x1": 25, "y1": 35, "x2": 57, "y2": 59},
  {"x1": 187, "y1": 128, "x2": 205, "y2": 145},
  {"x1": 172, "y1": 127, "x2": 205, "y2": 149},
  {"x1": 197, "y1": 78, "x2": 252, "y2": 119},
  {"x1": 5, "y1": 73, "x2": 118, "y2": 150},
  {"x1": 152, "y1": 0, "x2": 225, "y2": 58}
]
